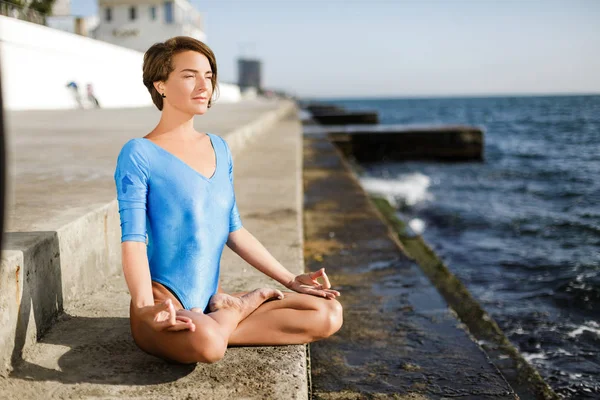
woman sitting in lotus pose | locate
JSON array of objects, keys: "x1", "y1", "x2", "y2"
[{"x1": 113, "y1": 36, "x2": 343, "y2": 364}]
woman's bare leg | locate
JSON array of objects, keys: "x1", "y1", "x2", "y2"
[
  {"x1": 226, "y1": 291, "x2": 343, "y2": 345},
  {"x1": 183, "y1": 291, "x2": 343, "y2": 346},
  {"x1": 129, "y1": 282, "x2": 282, "y2": 364}
]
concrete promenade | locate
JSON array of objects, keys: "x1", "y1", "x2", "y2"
[{"x1": 0, "y1": 99, "x2": 308, "y2": 398}]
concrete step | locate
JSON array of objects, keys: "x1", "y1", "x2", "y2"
[{"x1": 1, "y1": 100, "x2": 308, "y2": 399}]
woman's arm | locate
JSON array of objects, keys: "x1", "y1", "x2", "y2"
[
  {"x1": 115, "y1": 140, "x2": 193, "y2": 331},
  {"x1": 121, "y1": 241, "x2": 154, "y2": 308},
  {"x1": 122, "y1": 241, "x2": 195, "y2": 331},
  {"x1": 226, "y1": 227, "x2": 295, "y2": 286},
  {"x1": 226, "y1": 227, "x2": 340, "y2": 299}
]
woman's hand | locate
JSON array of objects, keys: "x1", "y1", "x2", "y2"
[
  {"x1": 286, "y1": 268, "x2": 341, "y2": 299},
  {"x1": 134, "y1": 298, "x2": 196, "y2": 332}
]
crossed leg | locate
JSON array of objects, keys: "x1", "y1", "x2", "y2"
[
  {"x1": 129, "y1": 281, "x2": 343, "y2": 364},
  {"x1": 213, "y1": 290, "x2": 343, "y2": 346}
]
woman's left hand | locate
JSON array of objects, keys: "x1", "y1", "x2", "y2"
[{"x1": 286, "y1": 268, "x2": 341, "y2": 299}]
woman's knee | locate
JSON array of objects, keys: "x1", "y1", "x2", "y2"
[
  {"x1": 313, "y1": 298, "x2": 343, "y2": 340},
  {"x1": 130, "y1": 309, "x2": 226, "y2": 364},
  {"x1": 187, "y1": 325, "x2": 227, "y2": 364}
]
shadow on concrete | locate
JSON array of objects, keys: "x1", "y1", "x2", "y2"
[
  {"x1": 3, "y1": 232, "x2": 64, "y2": 373},
  {"x1": 4, "y1": 231, "x2": 194, "y2": 385},
  {"x1": 9, "y1": 314, "x2": 194, "y2": 385}
]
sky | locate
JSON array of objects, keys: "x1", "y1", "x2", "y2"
[{"x1": 72, "y1": 0, "x2": 600, "y2": 99}]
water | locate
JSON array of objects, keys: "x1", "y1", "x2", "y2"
[{"x1": 313, "y1": 95, "x2": 600, "y2": 398}]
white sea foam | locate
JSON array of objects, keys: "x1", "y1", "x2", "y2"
[
  {"x1": 408, "y1": 218, "x2": 426, "y2": 235},
  {"x1": 522, "y1": 352, "x2": 548, "y2": 362},
  {"x1": 366, "y1": 259, "x2": 398, "y2": 271},
  {"x1": 359, "y1": 172, "x2": 433, "y2": 207},
  {"x1": 555, "y1": 348, "x2": 574, "y2": 356},
  {"x1": 568, "y1": 321, "x2": 600, "y2": 338}
]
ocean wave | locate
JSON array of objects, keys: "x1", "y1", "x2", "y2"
[
  {"x1": 567, "y1": 321, "x2": 600, "y2": 338},
  {"x1": 408, "y1": 218, "x2": 426, "y2": 235},
  {"x1": 359, "y1": 173, "x2": 433, "y2": 207}
]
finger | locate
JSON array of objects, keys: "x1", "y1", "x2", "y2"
[
  {"x1": 167, "y1": 301, "x2": 177, "y2": 326},
  {"x1": 165, "y1": 315, "x2": 196, "y2": 331},
  {"x1": 176, "y1": 315, "x2": 192, "y2": 323},
  {"x1": 310, "y1": 268, "x2": 332, "y2": 289},
  {"x1": 309, "y1": 268, "x2": 324, "y2": 281},
  {"x1": 302, "y1": 287, "x2": 334, "y2": 299},
  {"x1": 176, "y1": 316, "x2": 196, "y2": 332},
  {"x1": 160, "y1": 298, "x2": 171, "y2": 308},
  {"x1": 167, "y1": 320, "x2": 196, "y2": 332},
  {"x1": 320, "y1": 269, "x2": 332, "y2": 289},
  {"x1": 311, "y1": 284, "x2": 339, "y2": 296},
  {"x1": 178, "y1": 318, "x2": 196, "y2": 332},
  {"x1": 152, "y1": 299, "x2": 167, "y2": 313},
  {"x1": 158, "y1": 298, "x2": 177, "y2": 326},
  {"x1": 174, "y1": 311, "x2": 196, "y2": 329},
  {"x1": 158, "y1": 298, "x2": 172, "y2": 315},
  {"x1": 324, "y1": 289, "x2": 341, "y2": 297},
  {"x1": 154, "y1": 314, "x2": 175, "y2": 330}
]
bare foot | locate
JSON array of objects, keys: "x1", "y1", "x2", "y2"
[{"x1": 208, "y1": 288, "x2": 284, "y2": 318}]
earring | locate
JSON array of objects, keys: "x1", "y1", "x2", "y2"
[{"x1": 161, "y1": 93, "x2": 166, "y2": 98}]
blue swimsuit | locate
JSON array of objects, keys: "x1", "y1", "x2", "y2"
[{"x1": 113, "y1": 132, "x2": 243, "y2": 312}]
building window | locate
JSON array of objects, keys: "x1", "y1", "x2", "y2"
[
  {"x1": 129, "y1": 6, "x2": 136, "y2": 20},
  {"x1": 150, "y1": 6, "x2": 156, "y2": 20},
  {"x1": 105, "y1": 7, "x2": 112, "y2": 22},
  {"x1": 164, "y1": 1, "x2": 173, "y2": 23}
]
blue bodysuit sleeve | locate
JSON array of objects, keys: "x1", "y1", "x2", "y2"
[
  {"x1": 114, "y1": 139, "x2": 150, "y2": 243},
  {"x1": 224, "y1": 138, "x2": 243, "y2": 232}
]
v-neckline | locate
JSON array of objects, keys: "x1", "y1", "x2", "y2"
[{"x1": 142, "y1": 132, "x2": 218, "y2": 182}]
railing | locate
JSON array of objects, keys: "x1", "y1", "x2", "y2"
[{"x1": 0, "y1": 0, "x2": 45, "y2": 25}]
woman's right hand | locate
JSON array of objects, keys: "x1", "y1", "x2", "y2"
[{"x1": 135, "y1": 298, "x2": 196, "y2": 332}]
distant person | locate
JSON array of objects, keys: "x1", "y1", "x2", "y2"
[
  {"x1": 65, "y1": 81, "x2": 83, "y2": 109},
  {"x1": 113, "y1": 36, "x2": 342, "y2": 364},
  {"x1": 86, "y1": 83, "x2": 100, "y2": 108}
]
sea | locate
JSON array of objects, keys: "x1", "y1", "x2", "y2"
[{"x1": 311, "y1": 95, "x2": 600, "y2": 399}]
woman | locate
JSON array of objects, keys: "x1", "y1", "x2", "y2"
[{"x1": 113, "y1": 36, "x2": 343, "y2": 364}]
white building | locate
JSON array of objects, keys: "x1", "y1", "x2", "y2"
[
  {"x1": 50, "y1": 0, "x2": 71, "y2": 16},
  {"x1": 93, "y1": 0, "x2": 205, "y2": 53},
  {"x1": 45, "y1": 0, "x2": 100, "y2": 36}
]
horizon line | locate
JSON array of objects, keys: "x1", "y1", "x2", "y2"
[{"x1": 300, "y1": 91, "x2": 600, "y2": 101}]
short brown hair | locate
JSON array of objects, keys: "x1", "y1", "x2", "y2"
[{"x1": 142, "y1": 36, "x2": 219, "y2": 111}]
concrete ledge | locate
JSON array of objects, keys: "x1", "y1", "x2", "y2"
[
  {"x1": 0, "y1": 99, "x2": 302, "y2": 398},
  {"x1": 303, "y1": 132, "x2": 518, "y2": 399},
  {"x1": 311, "y1": 112, "x2": 379, "y2": 125},
  {"x1": 319, "y1": 124, "x2": 484, "y2": 161},
  {"x1": 0, "y1": 201, "x2": 125, "y2": 377},
  {"x1": 370, "y1": 196, "x2": 558, "y2": 400},
  {"x1": 225, "y1": 99, "x2": 295, "y2": 156}
]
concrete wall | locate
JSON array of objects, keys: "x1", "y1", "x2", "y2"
[{"x1": 0, "y1": 15, "x2": 240, "y2": 111}]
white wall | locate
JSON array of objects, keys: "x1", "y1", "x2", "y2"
[
  {"x1": 94, "y1": 0, "x2": 204, "y2": 54},
  {"x1": 0, "y1": 15, "x2": 241, "y2": 111}
]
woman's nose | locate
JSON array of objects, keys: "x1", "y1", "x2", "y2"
[{"x1": 196, "y1": 79, "x2": 208, "y2": 90}]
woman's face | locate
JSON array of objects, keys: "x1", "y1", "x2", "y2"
[{"x1": 157, "y1": 50, "x2": 213, "y2": 114}]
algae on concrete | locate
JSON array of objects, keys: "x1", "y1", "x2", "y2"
[{"x1": 369, "y1": 187, "x2": 559, "y2": 400}]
